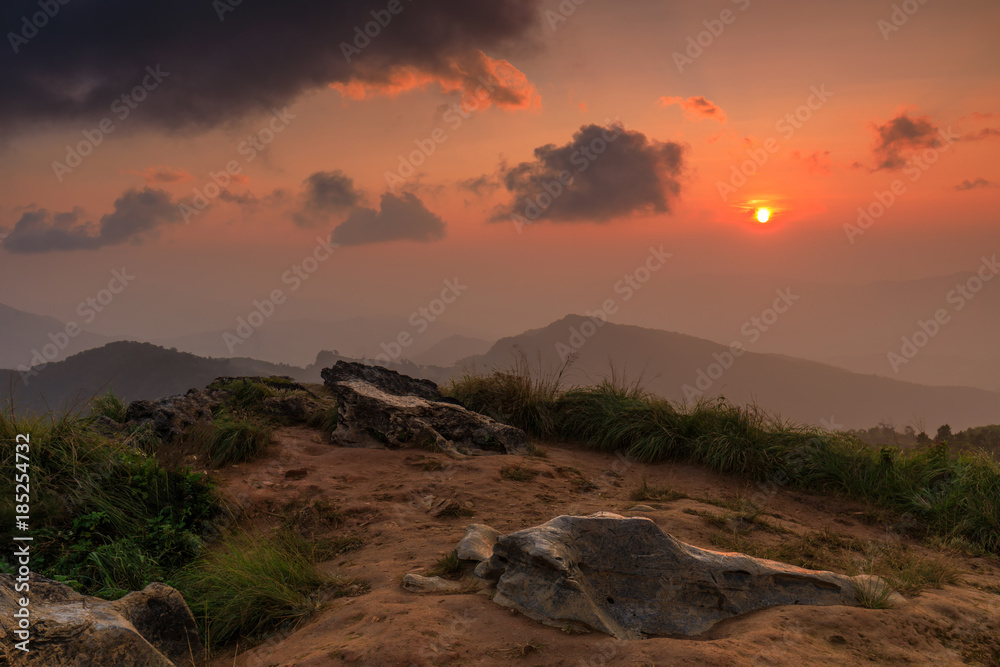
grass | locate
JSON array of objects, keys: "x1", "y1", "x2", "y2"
[
  {"x1": 89, "y1": 390, "x2": 129, "y2": 423},
  {"x1": 427, "y1": 551, "x2": 464, "y2": 578},
  {"x1": 177, "y1": 528, "x2": 359, "y2": 648},
  {"x1": 206, "y1": 413, "x2": 273, "y2": 466},
  {"x1": 0, "y1": 401, "x2": 219, "y2": 600},
  {"x1": 487, "y1": 639, "x2": 546, "y2": 659},
  {"x1": 500, "y1": 465, "x2": 540, "y2": 482},
  {"x1": 853, "y1": 575, "x2": 896, "y2": 609},
  {"x1": 630, "y1": 475, "x2": 687, "y2": 502},
  {"x1": 710, "y1": 529, "x2": 959, "y2": 597},
  {"x1": 450, "y1": 364, "x2": 1000, "y2": 558}
]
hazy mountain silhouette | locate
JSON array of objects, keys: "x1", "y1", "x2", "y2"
[
  {"x1": 0, "y1": 303, "x2": 113, "y2": 370},
  {"x1": 409, "y1": 334, "x2": 493, "y2": 367},
  {"x1": 460, "y1": 315, "x2": 1000, "y2": 431}
]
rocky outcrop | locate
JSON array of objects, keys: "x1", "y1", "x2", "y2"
[
  {"x1": 124, "y1": 388, "x2": 219, "y2": 441},
  {"x1": 470, "y1": 513, "x2": 898, "y2": 639},
  {"x1": 322, "y1": 362, "x2": 529, "y2": 456},
  {"x1": 0, "y1": 574, "x2": 203, "y2": 666}
]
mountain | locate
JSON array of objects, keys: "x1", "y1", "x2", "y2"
[
  {"x1": 408, "y1": 334, "x2": 493, "y2": 367},
  {"x1": 0, "y1": 303, "x2": 113, "y2": 370},
  {"x1": 153, "y1": 316, "x2": 474, "y2": 367},
  {"x1": 0, "y1": 341, "x2": 316, "y2": 412},
  {"x1": 617, "y1": 271, "x2": 1000, "y2": 389},
  {"x1": 461, "y1": 315, "x2": 1000, "y2": 431}
]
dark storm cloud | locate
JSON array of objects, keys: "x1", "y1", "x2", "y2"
[
  {"x1": 331, "y1": 192, "x2": 444, "y2": 246},
  {"x1": 493, "y1": 123, "x2": 686, "y2": 224},
  {"x1": 0, "y1": 0, "x2": 541, "y2": 133},
  {"x1": 871, "y1": 113, "x2": 941, "y2": 170},
  {"x1": 2, "y1": 188, "x2": 181, "y2": 253},
  {"x1": 293, "y1": 171, "x2": 364, "y2": 227}
]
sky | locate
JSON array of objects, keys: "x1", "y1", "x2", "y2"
[{"x1": 0, "y1": 0, "x2": 998, "y2": 344}]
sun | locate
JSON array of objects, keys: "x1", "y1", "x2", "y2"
[{"x1": 755, "y1": 207, "x2": 771, "y2": 223}]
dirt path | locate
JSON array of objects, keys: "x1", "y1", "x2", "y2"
[{"x1": 207, "y1": 426, "x2": 1000, "y2": 666}]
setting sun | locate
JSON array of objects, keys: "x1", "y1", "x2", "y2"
[{"x1": 755, "y1": 208, "x2": 771, "y2": 223}]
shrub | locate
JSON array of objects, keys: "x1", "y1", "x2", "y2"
[{"x1": 207, "y1": 414, "x2": 273, "y2": 466}]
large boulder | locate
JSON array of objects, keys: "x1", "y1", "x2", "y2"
[
  {"x1": 321, "y1": 362, "x2": 529, "y2": 456},
  {"x1": 124, "y1": 388, "x2": 219, "y2": 441},
  {"x1": 0, "y1": 574, "x2": 204, "y2": 666},
  {"x1": 473, "y1": 513, "x2": 896, "y2": 639}
]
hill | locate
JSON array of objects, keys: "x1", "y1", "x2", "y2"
[
  {"x1": 0, "y1": 303, "x2": 112, "y2": 370},
  {"x1": 460, "y1": 315, "x2": 1000, "y2": 431}
]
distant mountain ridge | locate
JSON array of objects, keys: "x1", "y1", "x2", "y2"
[{"x1": 3, "y1": 317, "x2": 998, "y2": 431}]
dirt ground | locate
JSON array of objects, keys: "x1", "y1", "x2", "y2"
[{"x1": 206, "y1": 426, "x2": 1000, "y2": 667}]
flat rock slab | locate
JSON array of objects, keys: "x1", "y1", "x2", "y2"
[
  {"x1": 322, "y1": 362, "x2": 529, "y2": 456},
  {"x1": 0, "y1": 574, "x2": 203, "y2": 666},
  {"x1": 473, "y1": 513, "x2": 891, "y2": 639}
]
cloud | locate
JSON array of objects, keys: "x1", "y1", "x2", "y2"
[
  {"x1": 962, "y1": 127, "x2": 1000, "y2": 141},
  {"x1": 331, "y1": 192, "x2": 445, "y2": 246},
  {"x1": 658, "y1": 96, "x2": 727, "y2": 123},
  {"x1": 331, "y1": 51, "x2": 540, "y2": 112},
  {"x1": 125, "y1": 165, "x2": 193, "y2": 184},
  {"x1": 293, "y1": 171, "x2": 364, "y2": 227},
  {"x1": 791, "y1": 150, "x2": 832, "y2": 175},
  {"x1": 2, "y1": 188, "x2": 181, "y2": 254},
  {"x1": 493, "y1": 123, "x2": 686, "y2": 224},
  {"x1": 871, "y1": 112, "x2": 941, "y2": 170},
  {"x1": 955, "y1": 178, "x2": 996, "y2": 191},
  {"x1": 458, "y1": 174, "x2": 501, "y2": 196},
  {"x1": 0, "y1": 0, "x2": 542, "y2": 134}
]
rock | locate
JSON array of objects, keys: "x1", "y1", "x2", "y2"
[
  {"x1": 322, "y1": 361, "x2": 441, "y2": 401},
  {"x1": 322, "y1": 362, "x2": 530, "y2": 456},
  {"x1": 0, "y1": 574, "x2": 204, "y2": 666},
  {"x1": 628, "y1": 505, "x2": 656, "y2": 512},
  {"x1": 473, "y1": 513, "x2": 893, "y2": 639},
  {"x1": 401, "y1": 574, "x2": 467, "y2": 594},
  {"x1": 456, "y1": 524, "x2": 500, "y2": 562},
  {"x1": 124, "y1": 388, "x2": 219, "y2": 442}
]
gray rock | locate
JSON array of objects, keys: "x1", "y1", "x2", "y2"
[
  {"x1": 322, "y1": 363, "x2": 529, "y2": 456},
  {"x1": 456, "y1": 524, "x2": 500, "y2": 562},
  {"x1": 473, "y1": 513, "x2": 893, "y2": 639},
  {"x1": 0, "y1": 574, "x2": 204, "y2": 666},
  {"x1": 124, "y1": 388, "x2": 219, "y2": 442}
]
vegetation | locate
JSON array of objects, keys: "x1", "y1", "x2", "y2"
[
  {"x1": 630, "y1": 476, "x2": 687, "y2": 502},
  {"x1": 448, "y1": 365, "x2": 1000, "y2": 557},
  {"x1": 176, "y1": 529, "x2": 362, "y2": 648},
  {"x1": 428, "y1": 551, "x2": 464, "y2": 578},
  {"x1": 206, "y1": 413, "x2": 273, "y2": 466},
  {"x1": 0, "y1": 404, "x2": 218, "y2": 600},
  {"x1": 499, "y1": 464, "x2": 540, "y2": 482}
]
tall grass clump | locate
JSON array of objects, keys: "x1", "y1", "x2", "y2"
[
  {"x1": 89, "y1": 390, "x2": 129, "y2": 423},
  {"x1": 177, "y1": 529, "x2": 333, "y2": 647},
  {"x1": 446, "y1": 351, "x2": 568, "y2": 437},
  {"x1": 207, "y1": 413, "x2": 273, "y2": 466}
]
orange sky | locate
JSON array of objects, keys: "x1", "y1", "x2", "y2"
[{"x1": 1, "y1": 0, "x2": 998, "y2": 340}]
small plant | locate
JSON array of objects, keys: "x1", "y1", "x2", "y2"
[
  {"x1": 310, "y1": 535, "x2": 364, "y2": 560},
  {"x1": 487, "y1": 639, "x2": 546, "y2": 659},
  {"x1": 307, "y1": 403, "x2": 339, "y2": 432},
  {"x1": 436, "y1": 503, "x2": 474, "y2": 518},
  {"x1": 89, "y1": 390, "x2": 129, "y2": 423},
  {"x1": 421, "y1": 458, "x2": 446, "y2": 472},
  {"x1": 428, "y1": 551, "x2": 464, "y2": 578},
  {"x1": 853, "y1": 575, "x2": 895, "y2": 609},
  {"x1": 500, "y1": 465, "x2": 540, "y2": 482},
  {"x1": 630, "y1": 476, "x2": 687, "y2": 502}
]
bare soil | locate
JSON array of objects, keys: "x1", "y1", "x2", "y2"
[{"x1": 207, "y1": 426, "x2": 1000, "y2": 667}]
